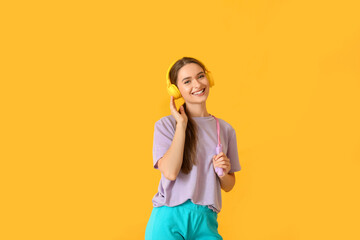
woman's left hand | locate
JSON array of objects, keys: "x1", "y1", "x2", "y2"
[{"x1": 212, "y1": 152, "x2": 231, "y2": 176}]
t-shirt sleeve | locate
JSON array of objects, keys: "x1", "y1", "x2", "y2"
[
  {"x1": 227, "y1": 128, "x2": 241, "y2": 173},
  {"x1": 152, "y1": 118, "x2": 175, "y2": 169}
]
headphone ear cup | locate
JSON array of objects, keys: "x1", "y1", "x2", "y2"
[
  {"x1": 167, "y1": 83, "x2": 182, "y2": 99},
  {"x1": 166, "y1": 60, "x2": 183, "y2": 99},
  {"x1": 206, "y1": 71, "x2": 215, "y2": 87}
]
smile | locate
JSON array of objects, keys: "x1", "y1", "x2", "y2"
[{"x1": 192, "y1": 88, "x2": 205, "y2": 96}]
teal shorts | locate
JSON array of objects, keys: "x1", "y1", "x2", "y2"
[{"x1": 145, "y1": 199, "x2": 223, "y2": 240}]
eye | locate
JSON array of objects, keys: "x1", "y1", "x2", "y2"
[
  {"x1": 184, "y1": 80, "x2": 190, "y2": 84},
  {"x1": 199, "y1": 74, "x2": 205, "y2": 78}
]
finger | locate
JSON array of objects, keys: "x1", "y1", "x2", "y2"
[
  {"x1": 219, "y1": 163, "x2": 230, "y2": 169},
  {"x1": 221, "y1": 162, "x2": 230, "y2": 167},
  {"x1": 220, "y1": 156, "x2": 230, "y2": 161},
  {"x1": 213, "y1": 156, "x2": 217, "y2": 163},
  {"x1": 170, "y1": 96, "x2": 178, "y2": 112},
  {"x1": 215, "y1": 152, "x2": 226, "y2": 160},
  {"x1": 218, "y1": 152, "x2": 225, "y2": 157},
  {"x1": 170, "y1": 96, "x2": 173, "y2": 107},
  {"x1": 215, "y1": 157, "x2": 225, "y2": 162},
  {"x1": 213, "y1": 157, "x2": 220, "y2": 167},
  {"x1": 215, "y1": 157, "x2": 224, "y2": 162},
  {"x1": 170, "y1": 96, "x2": 175, "y2": 107},
  {"x1": 217, "y1": 160, "x2": 230, "y2": 167},
  {"x1": 216, "y1": 159, "x2": 226, "y2": 164},
  {"x1": 214, "y1": 158, "x2": 228, "y2": 166},
  {"x1": 214, "y1": 162, "x2": 223, "y2": 168},
  {"x1": 217, "y1": 161, "x2": 228, "y2": 168}
]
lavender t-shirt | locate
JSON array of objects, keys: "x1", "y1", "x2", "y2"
[{"x1": 151, "y1": 114, "x2": 241, "y2": 213}]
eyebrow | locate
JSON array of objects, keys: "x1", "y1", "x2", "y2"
[{"x1": 182, "y1": 71, "x2": 204, "y2": 82}]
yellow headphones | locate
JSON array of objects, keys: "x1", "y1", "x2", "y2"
[{"x1": 166, "y1": 59, "x2": 215, "y2": 110}]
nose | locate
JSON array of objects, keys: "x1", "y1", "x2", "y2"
[{"x1": 192, "y1": 78, "x2": 202, "y2": 88}]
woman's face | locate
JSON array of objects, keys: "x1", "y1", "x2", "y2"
[{"x1": 176, "y1": 63, "x2": 210, "y2": 104}]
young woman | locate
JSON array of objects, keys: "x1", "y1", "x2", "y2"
[{"x1": 145, "y1": 57, "x2": 241, "y2": 240}]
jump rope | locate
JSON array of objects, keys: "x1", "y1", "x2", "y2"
[{"x1": 166, "y1": 59, "x2": 225, "y2": 177}]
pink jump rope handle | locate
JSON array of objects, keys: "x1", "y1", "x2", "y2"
[
  {"x1": 212, "y1": 114, "x2": 225, "y2": 177},
  {"x1": 215, "y1": 144, "x2": 224, "y2": 177}
]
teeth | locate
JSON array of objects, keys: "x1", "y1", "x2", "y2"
[{"x1": 193, "y1": 89, "x2": 205, "y2": 95}]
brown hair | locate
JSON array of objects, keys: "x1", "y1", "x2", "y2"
[{"x1": 168, "y1": 57, "x2": 209, "y2": 174}]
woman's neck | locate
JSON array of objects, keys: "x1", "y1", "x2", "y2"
[{"x1": 185, "y1": 103, "x2": 210, "y2": 117}]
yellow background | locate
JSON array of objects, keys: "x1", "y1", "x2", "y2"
[{"x1": 1, "y1": 0, "x2": 360, "y2": 239}]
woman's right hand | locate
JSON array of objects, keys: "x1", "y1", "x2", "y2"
[{"x1": 170, "y1": 96, "x2": 188, "y2": 128}]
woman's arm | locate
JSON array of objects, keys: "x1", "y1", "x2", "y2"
[
  {"x1": 157, "y1": 124, "x2": 186, "y2": 181},
  {"x1": 219, "y1": 172, "x2": 236, "y2": 192}
]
